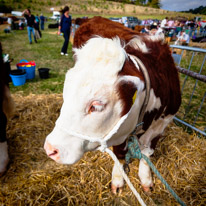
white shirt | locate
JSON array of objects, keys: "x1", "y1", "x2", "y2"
[
  {"x1": 160, "y1": 19, "x2": 167, "y2": 28},
  {"x1": 7, "y1": 18, "x2": 12, "y2": 25},
  {"x1": 177, "y1": 32, "x2": 190, "y2": 44}
]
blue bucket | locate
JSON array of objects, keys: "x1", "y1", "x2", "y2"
[
  {"x1": 17, "y1": 59, "x2": 36, "y2": 80},
  {"x1": 23, "y1": 66, "x2": 36, "y2": 79},
  {"x1": 10, "y1": 70, "x2": 26, "y2": 86}
]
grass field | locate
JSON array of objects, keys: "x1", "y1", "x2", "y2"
[{"x1": 1, "y1": 22, "x2": 73, "y2": 94}]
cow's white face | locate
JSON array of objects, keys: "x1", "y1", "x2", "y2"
[{"x1": 44, "y1": 37, "x2": 145, "y2": 164}]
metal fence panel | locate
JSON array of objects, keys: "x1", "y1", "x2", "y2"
[{"x1": 170, "y1": 45, "x2": 206, "y2": 136}]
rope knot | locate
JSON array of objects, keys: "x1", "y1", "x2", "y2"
[
  {"x1": 98, "y1": 141, "x2": 108, "y2": 152},
  {"x1": 125, "y1": 135, "x2": 142, "y2": 164}
]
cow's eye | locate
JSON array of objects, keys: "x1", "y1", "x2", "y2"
[{"x1": 88, "y1": 101, "x2": 104, "y2": 114}]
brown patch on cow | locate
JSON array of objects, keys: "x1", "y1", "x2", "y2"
[
  {"x1": 117, "y1": 58, "x2": 144, "y2": 116},
  {"x1": 113, "y1": 141, "x2": 128, "y2": 160},
  {"x1": 151, "y1": 135, "x2": 162, "y2": 150},
  {"x1": 73, "y1": 16, "x2": 144, "y2": 49},
  {"x1": 125, "y1": 40, "x2": 181, "y2": 117},
  {"x1": 3, "y1": 85, "x2": 15, "y2": 119},
  {"x1": 75, "y1": 18, "x2": 90, "y2": 26}
]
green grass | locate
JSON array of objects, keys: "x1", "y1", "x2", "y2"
[{"x1": 1, "y1": 22, "x2": 74, "y2": 95}]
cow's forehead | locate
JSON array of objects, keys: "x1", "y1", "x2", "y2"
[
  {"x1": 63, "y1": 37, "x2": 127, "y2": 102},
  {"x1": 73, "y1": 36, "x2": 127, "y2": 77},
  {"x1": 64, "y1": 68, "x2": 118, "y2": 103}
]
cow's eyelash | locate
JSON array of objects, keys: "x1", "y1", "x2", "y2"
[{"x1": 88, "y1": 101, "x2": 105, "y2": 114}]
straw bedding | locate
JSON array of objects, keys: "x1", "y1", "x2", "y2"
[{"x1": 0, "y1": 94, "x2": 205, "y2": 206}]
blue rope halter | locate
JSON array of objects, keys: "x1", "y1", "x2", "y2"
[{"x1": 125, "y1": 135, "x2": 186, "y2": 206}]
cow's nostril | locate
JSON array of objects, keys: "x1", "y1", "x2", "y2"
[
  {"x1": 44, "y1": 142, "x2": 60, "y2": 161},
  {"x1": 49, "y1": 149, "x2": 59, "y2": 157}
]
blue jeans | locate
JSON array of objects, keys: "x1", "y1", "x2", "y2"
[
  {"x1": 61, "y1": 30, "x2": 70, "y2": 54},
  {"x1": 27, "y1": 26, "x2": 36, "y2": 43},
  {"x1": 40, "y1": 22, "x2": 44, "y2": 30},
  {"x1": 189, "y1": 28, "x2": 194, "y2": 38}
]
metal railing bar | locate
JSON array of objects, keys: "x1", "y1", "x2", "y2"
[
  {"x1": 193, "y1": 91, "x2": 206, "y2": 126},
  {"x1": 199, "y1": 54, "x2": 206, "y2": 74},
  {"x1": 183, "y1": 79, "x2": 198, "y2": 120},
  {"x1": 181, "y1": 52, "x2": 195, "y2": 94},
  {"x1": 173, "y1": 117, "x2": 206, "y2": 136},
  {"x1": 177, "y1": 66, "x2": 206, "y2": 82},
  {"x1": 179, "y1": 50, "x2": 184, "y2": 66},
  {"x1": 182, "y1": 54, "x2": 205, "y2": 120},
  {"x1": 170, "y1": 45, "x2": 206, "y2": 53}
]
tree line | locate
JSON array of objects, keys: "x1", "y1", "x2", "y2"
[
  {"x1": 106, "y1": 0, "x2": 161, "y2": 9},
  {"x1": 182, "y1": 6, "x2": 206, "y2": 15}
]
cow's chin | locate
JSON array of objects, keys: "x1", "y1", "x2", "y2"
[
  {"x1": 55, "y1": 157, "x2": 81, "y2": 165},
  {"x1": 51, "y1": 151, "x2": 84, "y2": 165}
]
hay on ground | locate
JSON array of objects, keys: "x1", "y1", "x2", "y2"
[{"x1": 0, "y1": 94, "x2": 205, "y2": 206}]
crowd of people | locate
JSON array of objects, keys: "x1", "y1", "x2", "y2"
[
  {"x1": 5, "y1": 6, "x2": 72, "y2": 55},
  {"x1": 21, "y1": 7, "x2": 71, "y2": 55},
  {"x1": 6, "y1": 10, "x2": 45, "y2": 44},
  {"x1": 140, "y1": 16, "x2": 206, "y2": 46},
  {"x1": 5, "y1": 10, "x2": 206, "y2": 53},
  {"x1": 21, "y1": 9, "x2": 45, "y2": 44}
]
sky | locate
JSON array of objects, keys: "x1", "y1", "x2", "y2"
[{"x1": 160, "y1": 0, "x2": 206, "y2": 12}]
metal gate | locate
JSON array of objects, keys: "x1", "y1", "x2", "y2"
[{"x1": 170, "y1": 45, "x2": 206, "y2": 136}]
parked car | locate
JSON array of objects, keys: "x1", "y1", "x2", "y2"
[
  {"x1": 109, "y1": 17, "x2": 122, "y2": 23},
  {"x1": 122, "y1": 16, "x2": 141, "y2": 30},
  {"x1": 50, "y1": 11, "x2": 60, "y2": 21}
]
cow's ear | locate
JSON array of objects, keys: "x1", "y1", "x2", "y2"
[
  {"x1": 117, "y1": 75, "x2": 144, "y2": 93},
  {"x1": 117, "y1": 75, "x2": 145, "y2": 115}
]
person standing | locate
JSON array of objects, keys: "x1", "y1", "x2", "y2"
[
  {"x1": 160, "y1": 17, "x2": 168, "y2": 28},
  {"x1": 58, "y1": 6, "x2": 72, "y2": 56},
  {"x1": 22, "y1": 9, "x2": 37, "y2": 44},
  {"x1": 188, "y1": 19, "x2": 195, "y2": 38},
  {"x1": 34, "y1": 14, "x2": 42, "y2": 38},
  {"x1": 175, "y1": 30, "x2": 190, "y2": 46},
  {"x1": 40, "y1": 14, "x2": 45, "y2": 30}
]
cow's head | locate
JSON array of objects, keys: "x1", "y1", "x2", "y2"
[{"x1": 44, "y1": 37, "x2": 145, "y2": 164}]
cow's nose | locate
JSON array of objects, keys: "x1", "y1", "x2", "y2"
[{"x1": 44, "y1": 141, "x2": 60, "y2": 161}]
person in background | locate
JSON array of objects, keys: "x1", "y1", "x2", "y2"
[
  {"x1": 160, "y1": 17, "x2": 168, "y2": 29},
  {"x1": 58, "y1": 6, "x2": 72, "y2": 56},
  {"x1": 174, "y1": 20, "x2": 182, "y2": 35},
  {"x1": 34, "y1": 14, "x2": 42, "y2": 39},
  {"x1": 141, "y1": 26, "x2": 149, "y2": 34},
  {"x1": 167, "y1": 17, "x2": 175, "y2": 27},
  {"x1": 175, "y1": 30, "x2": 190, "y2": 46},
  {"x1": 40, "y1": 14, "x2": 45, "y2": 30},
  {"x1": 188, "y1": 19, "x2": 196, "y2": 38},
  {"x1": 19, "y1": 19, "x2": 24, "y2": 30},
  {"x1": 22, "y1": 9, "x2": 37, "y2": 44}
]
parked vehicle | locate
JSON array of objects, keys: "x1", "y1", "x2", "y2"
[
  {"x1": 50, "y1": 11, "x2": 60, "y2": 21},
  {"x1": 11, "y1": 11, "x2": 23, "y2": 17},
  {"x1": 109, "y1": 17, "x2": 121, "y2": 23},
  {"x1": 122, "y1": 16, "x2": 141, "y2": 29}
]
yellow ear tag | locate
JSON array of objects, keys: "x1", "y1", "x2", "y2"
[{"x1": 132, "y1": 91, "x2": 137, "y2": 105}]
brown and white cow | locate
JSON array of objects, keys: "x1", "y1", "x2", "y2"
[
  {"x1": 44, "y1": 17, "x2": 181, "y2": 193},
  {"x1": 0, "y1": 43, "x2": 15, "y2": 176}
]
